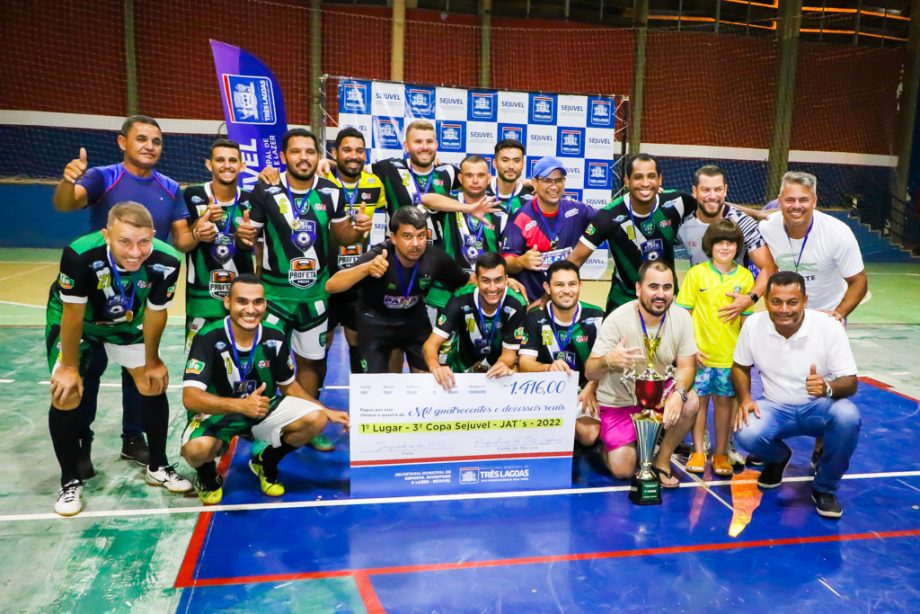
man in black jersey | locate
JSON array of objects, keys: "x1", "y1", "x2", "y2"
[
  {"x1": 423, "y1": 252, "x2": 525, "y2": 389},
  {"x1": 487, "y1": 139, "x2": 532, "y2": 234},
  {"x1": 46, "y1": 203, "x2": 191, "y2": 516},
  {"x1": 183, "y1": 139, "x2": 258, "y2": 349},
  {"x1": 181, "y1": 275, "x2": 349, "y2": 504},
  {"x1": 519, "y1": 260, "x2": 604, "y2": 446},
  {"x1": 326, "y1": 206, "x2": 472, "y2": 373}
]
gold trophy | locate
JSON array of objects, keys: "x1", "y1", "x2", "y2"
[{"x1": 621, "y1": 335, "x2": 675, "y2": 506}]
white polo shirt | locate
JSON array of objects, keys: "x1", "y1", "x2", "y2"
[
  {"x1": 759, "y1": 210, "x2": 864, "y2": 311},
  {"x1": 733, "y1": 310, "x2": 857, "y2": 406}
]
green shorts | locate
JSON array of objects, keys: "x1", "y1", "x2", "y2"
[
  {"x1": 182, "y1": 397, "x2": 284, "y2": 453},
  {"x1": 265, "y1": 297, "x2": 329, "y2": 360}
]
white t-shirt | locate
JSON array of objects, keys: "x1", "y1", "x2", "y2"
[
  {"x1": 759, "y1": 210, "x2": 864, "y2": 311},
  {"x1": 591, "y1": 301, "x2": 697, "y2": 407},
  {"x1": 733, "y1": 310, "x2": 857, "y2": 406}
]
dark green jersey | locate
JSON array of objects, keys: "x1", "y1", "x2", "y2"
[
  {"x1": 248, "y1": 175, "x2": 347, "y2": 302},
  {"x1": 47, "y1": 231, "x2": 180, "y2": 344},
  {"x1": 183, "y1": 319, "x2": 295, "y2": 417},
  {"x1": 580, "y1": 190, "x2": 697, "y2": 312},
  {"x1": 370, "y1": 158, "x2": 459, "y2": 244},
  {"x1": 438, "y1": 199, "x2": 502, "y2": 274},
  {"x1": 183, "y1": 184, "x2": 255, "y2": 319},
  {"x1": 433, "y1": 285, "x2": 527, "y2": 372},
  {"x1": 485, "y1": 180, "x2": 532, "y2": 236},
  {"x1": 520, "y1": 301, "x2": 604, "y2": 388}
]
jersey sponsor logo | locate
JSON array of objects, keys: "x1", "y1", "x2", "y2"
[
  {"x1": 258, "y1": 359, "x2": 270, "y2": 368},
  {"x1": 136, "y1": 280, "x2": 149, "y2": 289},
  {"x1": 658, "y1": 219, "x2": 672, "y2": 229},
  {"x1": 585, "y1": 224, "x2": 597, "y2": 236},
  {"x1": 341, "y1": 81, "x2": 369, "y2": 113},
  {"x1": 222, "y1": 74, "x2": 277, "y2": 125},
  {"x1": 524, "y1": 220, "x2": 537, "y2": 232},
  {"x1": 288, "y1": 257, "x2": 318, "y2": 288},
  {"x1": 662, "y1": 197, "x2": 681, "y2": 209},
  {"x1": 586, "y1": 161, "x2": 611, "y2": 188},
  {"x1": 167, "y1": 284, "x2": 176, "y2": 299},
  {"x1": 265, "y1": 339, "x2": 282, "y2": 350},
  {"x1": 585, "y1": 317, "x2": 603, "y2": 328},
  {"x1": 514, "y1": 326, "x2": 524, "y2": 339},
  {"x1": 58, "y1": 273, "x2": 74, "y2": 289},
  {"x1": 191, "y1": 194, "x2": 205, "y2": 204},
  {"x1": 541, "y1": 328, "x2": 554, "y2": 345},
  {"x1": 613, "y1": 214, "x2": 628, "y2": 224},
  {"x1": 437, "y1": 313, "x2": 447, "y2": 326},
  {"x1": 215, "y1": 341, "x2": 228, "y2": 350},
  {"x1": 287, "y1": 355, "x2": 295, "y2": 370},
  {"x1": 337, "y1": 243, "x2": 364, "y2": 268},
  {"x1": 185, "y1": 359, "x2": 205, "y2": 375},
  {"x1": 502, "y1": 306, "x2": 517, "y2": 317},
  {"x1": 209, "y1": 269, "x2": 236, "y2": 299},
  {"x1": 150, "y1": 263, "x2": 177, "y2": 278},
  {"x1": 383, "y1": 294, "x2": 420, "y2": 310},
  {"x1": 575, "y1": 335, "x2": 588, "y2": 343},
  {"x1": 266, "y1": 186, "x2": 282, "y2": 195},
  {"x1": 565, "y1": 208, "x2": 579, "y2": 218},
  {"x1": 90, "y1": 260, "x2": 105, "y2": 271}
]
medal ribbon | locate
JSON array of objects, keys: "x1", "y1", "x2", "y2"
[
  {"x1": 408, "y1": 164, "x2": 433, "y2": 203},
  {"x1": 548, "y1": 303, "x2": 580, "y2": 353},
  {"x1": 226, "y1": 318, "x2": 262, "y2": 379},
  {"x1": 784, "y1": 218, "x2": 814, "y2": 272},
  {"x1": 637, "y1": 306, "x2": 667, "y2": 363},
  {"x1": 475, "y1": 290, "x2": 500, "y2": 349},
  {"x1": 394, "y1": 256, "x2": 419, "y2": 298},
  {"x1": 626, "y1": 194, "x2": 659, "y2": 243},
  {"x1": 532, "y1": 200, "x2": 561, "y2": 248},
  {"x1": 106, "y1": 249, "x2": 136, "y2": 311}
]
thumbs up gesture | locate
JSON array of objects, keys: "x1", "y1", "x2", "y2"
[
  {"x1": 193, "y1": 207, "x2": 218, "y2": 243},
  {"x1": 236, "y1": 208, "x2": 258, "y2": 247},
  {"x1": 805, "y1": 363, "x2": 828, "y2": 397},
  {"x1": 238, "y1": 382, "x2": 270, "y2": 418},
  {"x1": 62, "y1": 147, "x2": 88, "y2": 184},
  {"x1": 368, "y1": 248, "x2": 389, "y2": 278}
]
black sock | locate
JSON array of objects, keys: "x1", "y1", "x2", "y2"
[
  {"x1": 196, "y1": 461, "x2": 220, "y2": 490},
  {"x1": 259, "y1": 443, "x2": 296, "y2": 482},
  {"x1": 348, "y1": 345, "x2": 363, "y2": 374},
  {"x1": 142, "y1": 393, "x2": 169, "y2": 469},
  {"x1": 49, "y1": 408, "x2": 82, "y2": 485}
]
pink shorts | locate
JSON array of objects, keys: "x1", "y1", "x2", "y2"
[{"x1": 599, "y1": 404, "x2": 642, "y2": 451}]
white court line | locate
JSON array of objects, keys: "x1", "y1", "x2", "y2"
[
  {"x1": 0, "y1": 263, "x2": 55, "y2": 284},
  {"x1": 671, "y1": 458, "x2": 736, "y2": 513},
  {"x1": 818, "y1": 577, "x2": 844, "y2": 598},
  {"x1": 0, "y1": 379, "x2": 13, "y2": 383},
  {"x1": 37, "y1": 380, "x2": 183, "y2": 390},
  {"x1": 1, "y1": 469, "x2": 917, "y2": 524},
  {"x1": 0, "y1": 300, "x2": 44, "y2": 310}
]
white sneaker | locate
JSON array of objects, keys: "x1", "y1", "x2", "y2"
[
  {"x1": 146, "y1": 465, "x2": 193, "y2": 493},
  {"x1": 55, "y1": 480, "x2": 84, "y2": 516}
]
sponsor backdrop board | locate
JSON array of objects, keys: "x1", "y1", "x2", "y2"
[
  {"x1": 337, "y1": 78, "x2": 618, "y2": 278},
  {"x1": 349, "y1": 372, "x2": 577, "y2": 497}
]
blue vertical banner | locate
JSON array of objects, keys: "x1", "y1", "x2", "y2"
[{"x1": 210, "y1": 40, "x2": 287, "y2": 189}]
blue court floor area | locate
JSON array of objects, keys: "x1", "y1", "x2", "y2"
[{"x1": 173, "y1": 333, "x2": 920, "y2": 613}]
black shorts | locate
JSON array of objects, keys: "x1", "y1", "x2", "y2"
[
  {"x1": 356, "y1": 310, "x2": 431, "y2": 373},
  {"x1": 328, "y1": 289, "x2": 360, "y2": 332}
]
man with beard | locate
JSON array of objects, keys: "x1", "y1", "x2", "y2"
[
  {"x1": 246, "y1": 128, "x2": 371, "y2": 418},
  {"x1": 423, "y1": 252, "x2": 525, "y2": 387},
  {"x1": 676, "y1": 165, "x2": 777, "y2": 320},
  {"x1": 181, "y1": 275, "x2": 349, "y2": 504},
  {"x1": 182, "y1": 139, "x2": 259, "y2": 349},
  {"x1": 326, "y1": 206, "x2": 472, "y2": 373},
  {"x1": 568, "y1": 154, "x2": 697, "y2": 313},
  {"x1": 732, "y1": 271, "x2": 860, "y2": 518},
  {"x1": 323, "y1": 127, "x2": 388, "y2": 375},
  {"x1": 502, "y1": 156, "x2": 595, "y2": 303},
  {"x1": 585, "y1": 261, "x2": 699, "y2": 488},
  {"x1": 47, "y1": 203, "x2": 190, "y2": 516},
  {"x1": 519, "y1": 261, "x2": 605, "y2": 447}
]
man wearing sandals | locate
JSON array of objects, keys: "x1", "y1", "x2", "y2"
[{"x1": 585, "y1": 260, "x2": 700, "y2": 488}]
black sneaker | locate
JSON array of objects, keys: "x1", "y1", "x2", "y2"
[
  {"x1": 120, "y1": 435, "x2": 150, "y2": 466},
  {"x1": 812, "y1": 490, "x2": 843, "y2": 518},
  {"x1": 757, "y1": 450, "x2": 792, "y2": 489},
  {"x1": 746, "y1": 454, "x2": 765, "y2": 467},
  {"x1": 77, "y1": 439, "x2": 95, "y2": 480}
]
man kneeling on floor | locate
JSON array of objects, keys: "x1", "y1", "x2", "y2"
[
  {"x1": 584, "y1": 260, "x2": 700, "y2": 488},
  {"x1": 181, "y1": 275, "x2": 349, "y2": 504}
]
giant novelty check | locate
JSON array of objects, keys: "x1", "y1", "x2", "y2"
[{"x1": 349, "y1": 372, "x2": 577, "y2": 497}]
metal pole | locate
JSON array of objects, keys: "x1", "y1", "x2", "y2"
[
  {"x1": 391, "y1": 0, "x2": 406, "y2": 82},
  {"x1": 629, "y1": 0, "x2": 649, "y2": 156},
  {"x1": 124, "y1": 0, "x2": 138, "y2": 115},
  {"x1": 479, "y1": 0, "x2": 492, "y2": 88},
  {"x1": 765, "y1": 0, "x2": 803, "y2": 201},
  {"x1": 311, "y1": 0, "x2": 324, "y2": 147},
  {"x1": 891, "y1": 0, "x2": 920, "y2": 240}
]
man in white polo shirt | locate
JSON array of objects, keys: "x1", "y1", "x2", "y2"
[{"x1": 732, "y1": 271, "x2": 861, "y2": 519}]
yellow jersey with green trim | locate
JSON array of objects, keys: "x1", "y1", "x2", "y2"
[
  {"x1": 676, "y1": 260, "x2": 754, "y2": 368},
  {"x1": 324, "y1": 169, "x2": 388, "y2": 274}
]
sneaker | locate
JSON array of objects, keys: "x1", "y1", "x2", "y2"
[
  {"x1": 248, "y1": 457, "x2": 285, "y2": 497},
  {"x1": 685, "y1": 452, "x2": 706, "y2": 474},
  {"x1": 146, "y1": 465, "x2": 193, "y2": 493},
  {"x1": 308, "y1": 434, "x2": 335, "y2": 453},
  {"x1": 812, "y1": 490, "x2": 843, "y2": 518},
  {"x1": 121, "y1": 435, "x2": 150, "y2": 466},
  {"x1": 727, "y1": 440, "x2": 745, "y2": 468},
  {"x1": 77, "y1": 439, "x2": 96, "y2": 480},
  {"x1": 746, "y1": 454, "x2": 765, "y2": 467},
  {"x1": 757, "y1": 450, "x2": 792, "y2": 489},
  {"x1": 54, "y1": 480, "x2": 84, "y2": 517},
  {"x1": 712, "y1": 454, "x2": 733, "y2": 477},
  {"x1": 195, "y1": 475, "x2": 224, "y2": 506}
]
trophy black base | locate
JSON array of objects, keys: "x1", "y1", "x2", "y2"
[{"x1": 628, "y1": 476, "x2": 662, "y2": 506}]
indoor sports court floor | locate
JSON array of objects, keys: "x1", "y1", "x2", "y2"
[{"x1": 0, "y1": 249, "x2": 917, "y2": 612}]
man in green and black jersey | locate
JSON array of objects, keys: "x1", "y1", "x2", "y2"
[
  {"x1": 326, "y1": 206, "x2": 472, "y2": 374},
  {"x1": 183, "y1": 139, "x2": 258, "y2": 350},
  {"x1": 422, "y1": 252, "x2": 525, "y2": 388},
  {"x1": 324, "y1": 127, "x2": 388, "y2": 375},
  {"x1": 486, "y1": 138, "x2": 532, "y2": 235},
  {"x1": 46, "y1": 202, "x2": 191, "y2": 516},
  {"x1": 568, "y1": 154, "x2": 698, "y2": 313},
  {"x1": 519, "y1": 260, "x2": 604, "y2": 446},
  {"x1": 181, "y1": 275, "x2": 349, "y2": 505},
  {"x1": 247, "y1": 128, "x2": 371, "y2": 399}
]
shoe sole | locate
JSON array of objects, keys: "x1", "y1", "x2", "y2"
[
  {"x1": 248, "y1": 461, "x2": 284, "y2": 496},
  {"x1": 812, "y1": 495, "x2": 843, "y2": 518},
  {"x1": 309, "y1": 444, "x2": 335, "y2": 452},
  {"x1": 146, "y1": 477, "x2": 193, "y2": 494},
  {"x1": 121, "y1": 453, "x2": 149, "y2": 467},
  {"x1": 55, "y1": 507, "x2": 83, "y2": 517}
]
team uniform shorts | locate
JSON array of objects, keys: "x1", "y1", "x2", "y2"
[{"x1": 265, "y1": 297, "x2": 329, "y2": 360}]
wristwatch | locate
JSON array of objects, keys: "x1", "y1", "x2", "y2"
[
  {"x1": 825, "y1": 382, "x2": 834, "y2": 398},
  {"x1": 675, "y1": 387, "x2": 689, "y2": 402},
  {"x1": 748, "y1": 292, "x2": 760, "y2": 304}
]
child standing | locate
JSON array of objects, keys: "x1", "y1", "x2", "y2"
[{"x1": 676, "y1": 219, "x2": 754, "y2": 476}]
